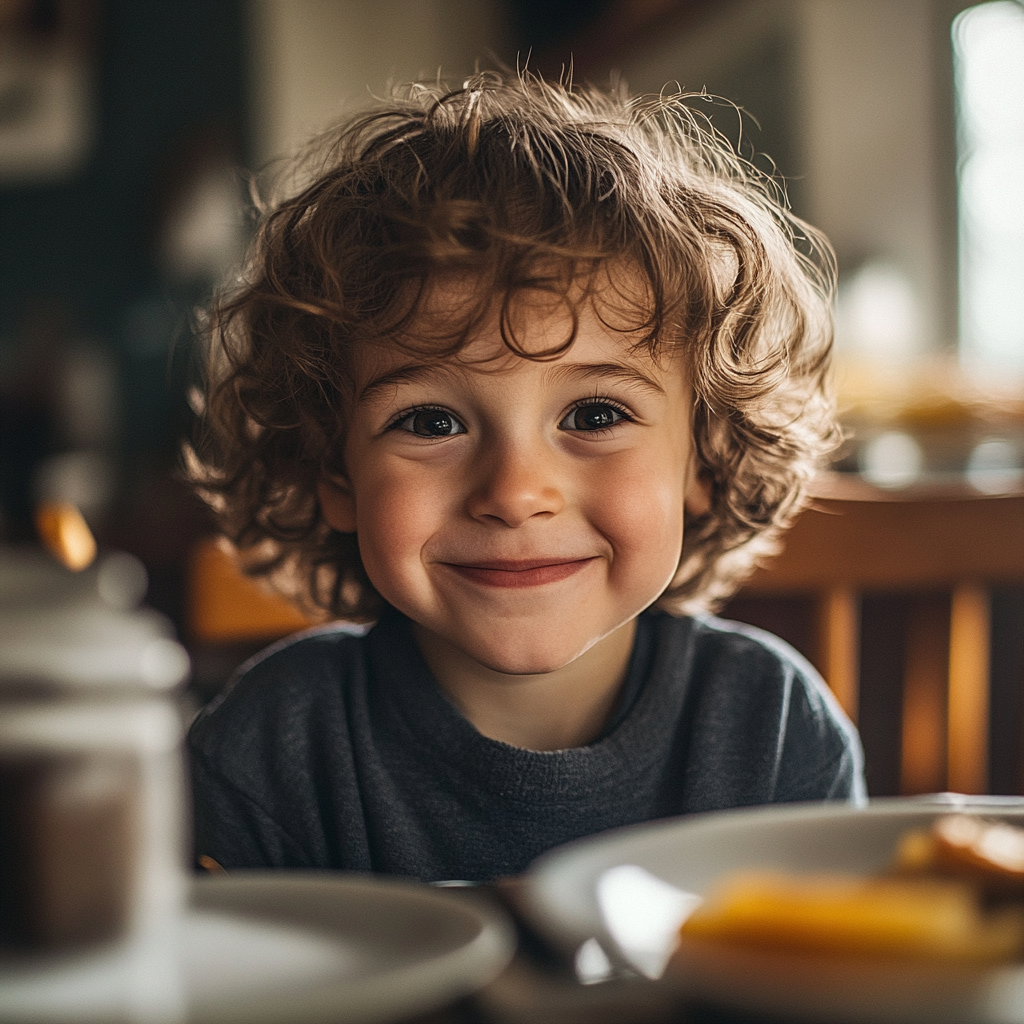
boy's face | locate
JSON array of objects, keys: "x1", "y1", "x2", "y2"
[{"x1": 319, "y1": 280, "x2": 706, "y2": 677}]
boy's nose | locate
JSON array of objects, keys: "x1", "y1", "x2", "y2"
[{"x1": 465, "y1": 442, "x2": 565, "y2": 527}]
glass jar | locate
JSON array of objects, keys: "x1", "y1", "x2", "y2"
[{"x1": 0, "y1": 548, "x2": 189, "y2": 1023}]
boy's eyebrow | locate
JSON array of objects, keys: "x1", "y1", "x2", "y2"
[
  {"x1": 357, "y1": 359, "x2": 666, "y2": 403},
  {"x1": 550, "y1": 361, "x2": 666, "y2": 396},
  {"x1": 358, "y1": 362, "x2": 454, "y2": 403}
]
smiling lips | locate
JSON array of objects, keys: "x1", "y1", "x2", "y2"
[{"x1": 444, "y1": 557, "x2": 596, "y2": 588}]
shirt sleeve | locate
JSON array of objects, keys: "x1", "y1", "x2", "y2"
[{"x1": 770, "y1": 654, "x2": 867, "y2": 806}]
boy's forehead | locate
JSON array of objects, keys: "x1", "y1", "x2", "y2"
[
  {"x1": 353, "y1": 267, "x2": 668, "y2": 383},
  {"x1": 352, "y1": 302, "x2": 681, "y2": 406}
]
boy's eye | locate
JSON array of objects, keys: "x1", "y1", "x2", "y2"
[
  {"x1": 394, "y1": 407, "x2": 466, "y2": 437},
  {"x1": 559, "y1": 403, "x2": 629, "y2": 432}
]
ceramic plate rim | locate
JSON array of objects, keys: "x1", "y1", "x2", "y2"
[
  {"x1": 522, "y1": 796, "x2": 1024, "y2": 1024},
  {"x1": 187, "y1": 872, "x2": 515, "y2": 1024}
]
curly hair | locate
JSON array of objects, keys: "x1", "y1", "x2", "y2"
[{"x1": 187, "y1": 69, "x2": 838, "y2": 622}]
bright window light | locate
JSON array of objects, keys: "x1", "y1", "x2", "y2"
[{"x1": 953, "y1": 1, "x2": 1024, "y2": 381}]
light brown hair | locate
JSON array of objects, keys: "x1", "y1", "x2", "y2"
[{"x1": 188, "y1": 69, "x2": 838, "y2": 621}]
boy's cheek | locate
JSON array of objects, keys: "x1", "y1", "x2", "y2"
[
  {"x1": 358, "y1": 469, "x2": 454, "y2": 536},
  {"x1": 599, "y1": 477, "x2": 685, "y2": 572},
  {"x1": 353, "y1": 476, "x2": 449, "y2": 578},
  {"x1": 589, "y1": 458, "x2": 686, "y2": 528}
]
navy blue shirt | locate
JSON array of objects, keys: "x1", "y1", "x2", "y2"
[{"x1": 189, "y1": 608, "x2": 865, "y2": 881}]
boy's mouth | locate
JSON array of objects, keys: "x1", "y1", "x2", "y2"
[{"x1": 443, "y1": 557, "x2": 596, "y2": 588}]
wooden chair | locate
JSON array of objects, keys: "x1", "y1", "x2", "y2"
[
  {"x1": 735, "y1": 476, "x2": 1024, "y2": 796},
  {"x1": 186, "y1": 538, "x2": 314, "y2": 644}
]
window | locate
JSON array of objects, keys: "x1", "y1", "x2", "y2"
[{"x1": 953, "y1": 1, "x2": 1024, "y2": 381}]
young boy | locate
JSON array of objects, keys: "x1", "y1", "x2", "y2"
[{"x1": 187, "y1": 71, "x2": 865, "y2": 882}]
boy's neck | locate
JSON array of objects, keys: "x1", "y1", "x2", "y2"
[{"x1": 412, "y1": 618, "x2": 638, "y2": 751}]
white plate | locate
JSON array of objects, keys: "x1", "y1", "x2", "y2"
[
  {"x1": 523, "y1": 797, "x2": 1024, "y2": 1024},
  {"x1": 0, "y1": 873, "x2": 515, "y2": 1024}
]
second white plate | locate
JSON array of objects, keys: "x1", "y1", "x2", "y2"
[{"x1": 523, "y1": 797, "x2": 1024, "y2": 1024}]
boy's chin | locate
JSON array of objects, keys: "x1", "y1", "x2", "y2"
[
  {"x1": 427, "y1": 623, "x2": 595, "y2": 677},
  {"x1": 471, "y1": 647, "x2": 578, "y2": 677}
]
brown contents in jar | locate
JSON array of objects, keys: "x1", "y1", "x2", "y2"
[{"x1": 0, "y1": 752, "x2": 140, "y2": 950}]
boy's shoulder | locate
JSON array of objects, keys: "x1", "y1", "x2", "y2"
[
  {"x1": 234, "y1": 620, "x2": 372, "y2": 677},
  {"x1": 654, "y1": 608, "x2": 820, "y2": 681},
  {"x1": 669, "y1": 611, "x2": 864, "y2": 804},
  {"x1": 669, "y1": 610, "x2": 857, "y2": 737},
  {"x1": 191, "y1": 622, "x2": 372, "y2": 732},
  {"x1": 686, "y1": 612, "x2": 818, "y2": 674}
]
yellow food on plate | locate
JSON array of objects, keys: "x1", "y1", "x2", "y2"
[
  {"x1": 894, "y1": 814, "x2": 1024, "y2": 894},
  {"x1": 679, "y1": 869, "x2": 1024, "y2": 963}
]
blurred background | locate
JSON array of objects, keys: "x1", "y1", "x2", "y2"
[{"x1": 1, "y1": 0, "x2": 1022, "y2": 797}]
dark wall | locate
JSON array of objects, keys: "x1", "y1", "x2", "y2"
[
  {"x1": 0, "y1": 0, "x2": 250, "y2": 341},
  {"x1": 0, "y1": 0, "x2": 250, "y2": 549}
]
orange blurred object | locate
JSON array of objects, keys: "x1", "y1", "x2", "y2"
[
  {"x1": 895, "y1": 815, "x2": 1024, "y2": 894},
  {"x1": 34, "y1": 501, "x2": 97, "y2": 571},
  {"x1": 679, "y1": 869, "x2": 1024, "y2": 963},
  {"x1": 187, "y1": 538, "x2": 315, "y2": 643}
]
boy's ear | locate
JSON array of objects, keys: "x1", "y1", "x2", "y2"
[
  {"x1": 317, "y1": 473, "x2": 357, "y2": 533},
  {"x1": 684, "y1": 454, "x2": 712, "y2": 518}
]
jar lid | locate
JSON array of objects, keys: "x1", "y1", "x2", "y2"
[{"x1": 0, "y1": 548, "x2": 189, "y2": 694}]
